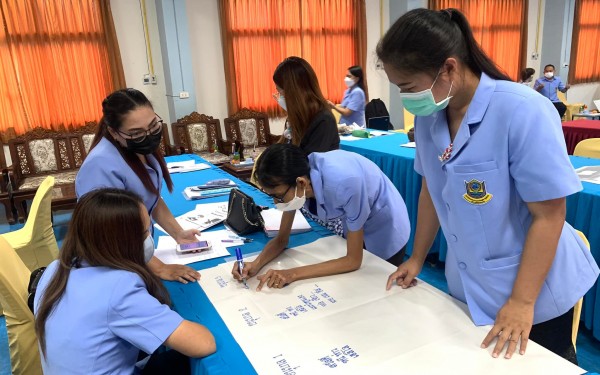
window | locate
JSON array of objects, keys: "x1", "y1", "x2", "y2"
[
  {"x1": 569, "y1": 0, "x2": 600, "y2": 84},
  {"x1": 0, "y1": 0, "x2": 124, "y2": 140},
  {"x1": 220, "y1": 0, "x2": 366, "y2": 116},
  {"x1": 429, "y1": 0, "x2": 527, "y2": 81}
]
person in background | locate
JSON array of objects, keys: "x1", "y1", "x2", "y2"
[
  {"x1": 233, "y1": 144, "x2": 410, "y2": 290},
  {"x1": 534, "y1": 64, "x2": 571, "y2": 119},
  {"x1": 272, "y1": 56, "x2": 339, "y2": 155},
  {"x1": 377, "y1": 8, "x2": 598, "y2": 364},
  {"x1": 34, "y1": 188, "x2": 216, "y2": 374},
  {"x1": 76, "y1": 88, "x2": 200, "y2": 284},
  {"x1": 329, "y1": 65, "x2": 367, "y2": 127},
  {"x1": 519, "y1": 67, "x2": 535, "y2": 86}
]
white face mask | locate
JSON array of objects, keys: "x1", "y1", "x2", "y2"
[
  {"x1": 277, "y1": 96, "x2": 287, "y2": 111},
  {"x1": 275, "y1": 186, "x2": 306, "y2": 212},
  {"x1": 544, "y1": 72, "x2": 554, "y2": 79},
  {"x1": 143, "y1": 235, "x2": 155, "y2": 263},
  {"x1": 399, "y1": 71, "x2": 453, "y2": 117},
  {"x1": 344, "y1": 77, "x2": 355, "y2": 88}
]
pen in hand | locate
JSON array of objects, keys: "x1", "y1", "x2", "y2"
[{"x1": 235, "y1": 247, "x2": 248, "y2": 288}]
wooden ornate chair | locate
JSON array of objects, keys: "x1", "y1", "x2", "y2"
[
  {"x1": 0, "y1": 141, "x2": 17, "y2": 224},
  {"x1": 223, "y1": 108, "x2": 279, "y2": 158},
  {"x1": 7, "y1": 123, "x2": 98, "y2": 222},
  {"x1": 171, "y1": 112, "x2": 230, "y2": 165}
]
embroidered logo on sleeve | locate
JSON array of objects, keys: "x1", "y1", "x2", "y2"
[{"x1": 463, "y1": 179, "x2": 493, "y2": 205}]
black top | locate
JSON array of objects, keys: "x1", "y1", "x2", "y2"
[{"x1": 298, "y1": 109, "x2": 340, "y2": 155}]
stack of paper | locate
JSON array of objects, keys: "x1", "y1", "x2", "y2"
[
  {"x1": 154, "y1": 202, "x2": 229, "y2": 234},
  {"x1": 260, "y1": 209, "x2": 312, "y2": 237},
  {"x1": 167, "y1": 160, "x2": 211, "y2": 173}
]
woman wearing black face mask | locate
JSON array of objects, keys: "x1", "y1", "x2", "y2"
[{"x1": 76, "y1": 88, "x2": 201, "y2": 284}]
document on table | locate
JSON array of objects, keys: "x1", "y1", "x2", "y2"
[
  {"x1": 400, "y1": 142, "x2": 416, "y2": 148},
  {"x1": 199, "y1": 236, "x2": 583, "y2": 375},
  {"x1": 576, "y1": 166, "x2": 600, "y2": 184},
  {"x1": 154, "y1": 202, "x2": 228, "y2": 234},
  {"x1": 167, "y1": 160, "x2": 211, "y2": 173},
  {"x1": 153, "y1": 230, "x2": 240, "y2": 265}
]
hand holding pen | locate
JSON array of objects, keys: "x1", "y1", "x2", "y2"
[{"x1": 235, "y1": 247, "x2": 249, "y2": 288}]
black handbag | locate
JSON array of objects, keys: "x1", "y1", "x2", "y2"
[{"x1": 225, "y1": 188, "x2": 264, "y2": 235}]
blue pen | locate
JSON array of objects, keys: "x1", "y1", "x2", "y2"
[{"x1": 235, "y1": 247, "x2": 248, "y2": 288}]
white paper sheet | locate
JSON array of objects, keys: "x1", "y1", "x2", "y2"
[
  {"x1": 400, "y1": 142, "x2": 416, "y2": 148},
  {"x1": 369, "y1": 130, "x2": 391, "y2": 136},
  {"x1": 167, "y1": 160, "x2": 211, "y2": 173},
  {"x1": 154, "y1": 230, "x2": 238, "y2": 265},
  {"x1": 199, "y1": 236, "x2": 584, "y2": 375},
  {"x1": 154, "y1": 202, "x2": 228, "y2": 234},
  {"x1": 340, "y1": 136, "x2": 365, "y2": 141},
  {"x1": 576, "y1": 166, "x2": 600, "y2": 184}
]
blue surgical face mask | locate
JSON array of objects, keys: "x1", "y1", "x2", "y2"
[
  {"x1": 143, "y1": 235, "x2": 155, "y2": 263},
  {"x1": 399, "y1": 71, "x2": 453, "y2": 116}
]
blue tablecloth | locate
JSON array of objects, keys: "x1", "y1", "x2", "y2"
[
  {"x1": 158, "y1": 154, "x2": 332, "y2": 374},
  {"x1": 341, "y1": 133, "x2": 600, "y2": 341}
]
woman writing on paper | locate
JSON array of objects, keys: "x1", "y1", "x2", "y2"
[
  {"x1": 377, "y1": 9, "x2": 599, "y2": 362},
  {"x1": 76, "y1": 88, "x2": 200, "y2": 284},
  {"x1": 328, "y1": 65, "x2": 367, "y2": 127},
  {"x1": 232, "y1": 144, "x2": 410, "y2": 290},
  {"x1": 34, "y1": 188, "x2": 215, "y2": 374}
]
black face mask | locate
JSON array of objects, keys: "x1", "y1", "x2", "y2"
[{"x1": 126, "y1": 130, "x2": 162, "y2": 155}]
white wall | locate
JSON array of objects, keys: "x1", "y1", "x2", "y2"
[
  {"x1": 365, "y1": 0, "x2": 390, "y2": 108},
  {"x1": 110, "y1": 0, "x2": 170, "y2": 133}
]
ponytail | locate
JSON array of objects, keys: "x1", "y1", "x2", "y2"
[{"x1": 376, "y1": 8, "x2": 511, "y2": 81}]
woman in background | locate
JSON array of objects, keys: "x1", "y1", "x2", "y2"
[
  {"x1": 329, "y1": 65, "x2": 367, "y2": 127},
  {"x1": 34, "y1": 188, "x2": 215, "y2": 374},
  {"x1": 519, "y1": 67, "x2": 535, "y2": 86},
  {"x1": 76, "y1": 88, "x2": 200, "y2": 284},
  {"x1": 273, "y1": 56, "x2": 339, "y2": 154}
]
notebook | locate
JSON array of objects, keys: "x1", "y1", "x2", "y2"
[
  {"x1": 594, "y1": 99, "x2": 600, "y2": 111},
  {"x1": 260, "y1": 209, "x2": 312, "y2": 238}
]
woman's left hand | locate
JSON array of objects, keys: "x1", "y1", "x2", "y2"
[
  {"x1": 175, "y1": 229, "x2": 201, "y2": 244},
  {"x1": 256, "y1": 269, "x2": 295, "y2": 291},
  {"x1": 158, "y1": 263, "x2": 201, "y2": 284},
  {"x1": 481, "y1": 298, "x2": 534, "y2": 359}
]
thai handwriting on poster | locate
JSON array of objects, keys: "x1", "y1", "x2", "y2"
[
  {"x1": 238, "y1": 307, "x2": 260, "y2": 327},
  {"x1": 275, "y1": 284, "x2": 337, "y2": 320},
  {"x1": 272, "y1": 354, "x2": 300, "y2": 375},
  {"x1": 318, "y1": 345, "x2": 360, "y2": 368}
]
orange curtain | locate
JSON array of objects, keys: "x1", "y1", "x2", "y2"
[
  {"x1": 569, "y1": 0, "x2": 600, "y2": 84},
  {"x1": 429, "y1": 0, "x2": 527, "y2": 81},
  {"x1": 219, "y1": 0, "x2": 366, "y2": 117},
  {"x1": 0, "y1": 0, "x2": 124, "y2": 141}
]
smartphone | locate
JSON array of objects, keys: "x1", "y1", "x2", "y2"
[{"x1": 176, "y1": 240, "x2": 211, "y2": 254}]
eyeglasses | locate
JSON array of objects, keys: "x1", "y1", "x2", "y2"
[
  {"x1": 116, "y1": 117, "x2": 163, "y2": 143},
  {"x1": 263, "y1": 185, "x2": 292, "y2": 203}
]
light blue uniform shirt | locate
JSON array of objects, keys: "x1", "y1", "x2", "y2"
[
  {"x1": 307, "y1": 150, "x2": 410, "y2": 259},
  {"x1": 34, "y1": 260, "x2": 183, "y2": 375},
  {"x1": 534, "y1": 76, "x2": 566, "y2": 103},
  {"x1": 340, "y1": 86, "x2": 366, "y2": 127},
  {"x1": 76, "y1": 137, "x2": 162, "y2": 215},
  {"x1": 414, "y1": 73, "x2": 599, "y2": 325}
]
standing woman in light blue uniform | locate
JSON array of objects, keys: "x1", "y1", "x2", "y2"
[
  {"x1": 76, "y1": 88, "x2": 200, "y2": 284},
  {"x1": 232, "y1": 144, "x2": 410, "y2": 290},
  {"x1": 329, "y1": 66, "x2": 367, "y2": 127},
  {"x1": 378, "y1": 8, "x2": 599, "y2": 363}
]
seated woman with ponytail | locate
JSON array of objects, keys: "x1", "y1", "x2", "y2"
[{"x1": 34, "y1": 188, "x2": 215, "y2": 374}]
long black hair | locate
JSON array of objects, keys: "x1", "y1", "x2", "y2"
[
  {"x1": 254, "y1": 144, "x2": 310, "y2": 189},
  {"x1": 90, "y1": 88, "x2": 174, "y2": 194},
  {"x1": 348, "y1": 65, "x2": 368, "y2": 101},
  {"x1": 376, "y1": 8, "x2": 510, "y2": 81}
]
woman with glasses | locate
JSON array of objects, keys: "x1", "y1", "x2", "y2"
[
  {"x1": 76, "y1": 88, "x2": 201, "y2": 284},
  {"x1": 232, "y1": 144, "x2": 410, "y2": 290}
]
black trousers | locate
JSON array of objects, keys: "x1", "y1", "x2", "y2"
[
  {"x1": 386, "y1": 246, "x2": 407, "y2": 267},
  {"x1": 553, "y1": 101, "x2": 568, "y2": 120},
  {"x1": 529, "y1": 308, "x2": 578, "y2": 365},
  {"x1": 140, "y1": 348, "x2": 190, "y2": 375}
]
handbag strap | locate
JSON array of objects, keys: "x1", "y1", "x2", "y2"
[{"x1": 228, "y1": 190, "x2": 264, "y2": 228}]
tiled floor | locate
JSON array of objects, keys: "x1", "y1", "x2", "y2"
[{"x1": 1, "y1": 211, "x2": 599, "y2": 373}]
